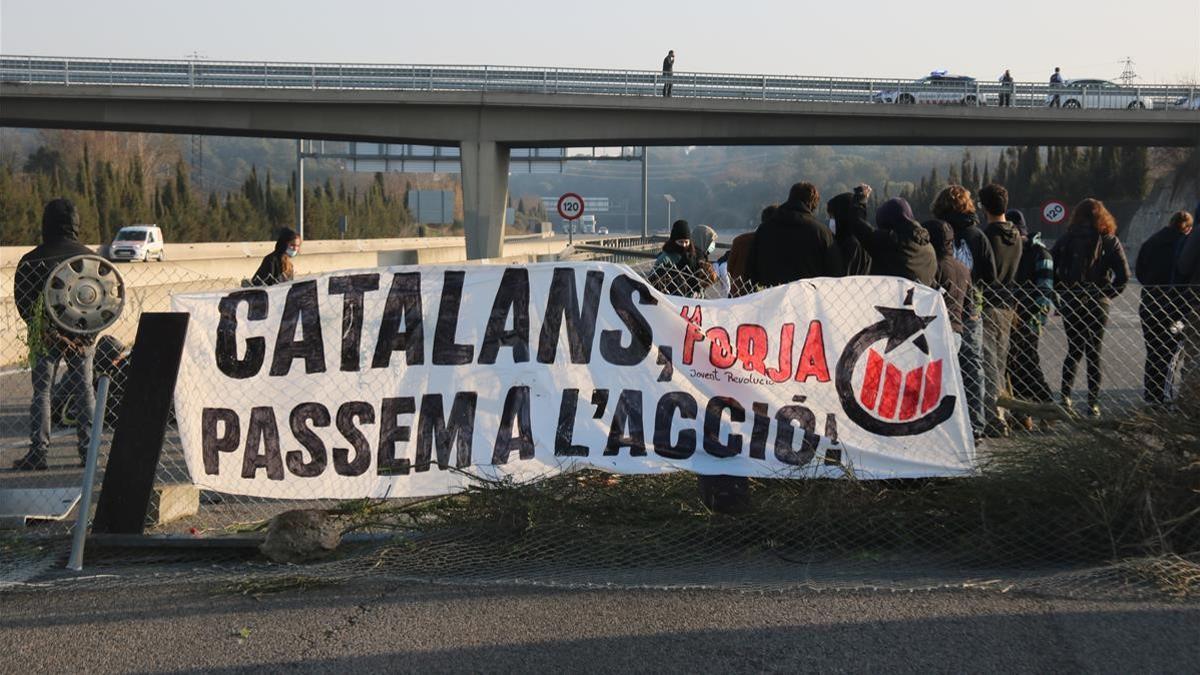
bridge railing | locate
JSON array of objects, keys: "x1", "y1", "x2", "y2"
[{"x1": 2, "y1": 55, "x2": 1196, "y2": 111}]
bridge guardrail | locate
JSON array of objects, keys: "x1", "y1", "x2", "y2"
[{"x1": 2, "y1": 55, "x2": 1196, "y2": 111}]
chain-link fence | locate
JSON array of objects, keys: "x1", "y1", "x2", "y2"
[{"x1": 2, "y1": 253, "x2": 1198, "y2": 599}]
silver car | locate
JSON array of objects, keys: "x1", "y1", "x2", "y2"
[
  {"x1": 1046, "y1": 79, "x2": 1154, "y2": 109},
  {"x1": 872, "y1": 73, "x2": 981, "y2": 106}
]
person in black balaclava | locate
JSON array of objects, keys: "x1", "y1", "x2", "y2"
[
  {"x1": 649, "y1": 219, "x2": 712, "y2": 296},
  {"x1": 12, "y1": 198, "x2": 98, "y2": 470},
  {"x1": 870, "y1": 197, "x2": 937, "y2": 286}
]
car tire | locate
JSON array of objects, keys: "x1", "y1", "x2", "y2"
[
  {"x1": 898, "y1": 94, "x2": 915, "y2": 105},
  {"x1": 1063, "y1": 99, "x2": 1082, "y2": 109},
  {"x1": 1127, "y1": 101, "x2": 1145, "y2": 109},
  {"x1": 963, "y1": 95, "x2": 978, "y2": 106}
]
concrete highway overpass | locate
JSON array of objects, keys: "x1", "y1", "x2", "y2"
[{"x1": 3, "y1": 82, "x2": 1198, "y2": 259}]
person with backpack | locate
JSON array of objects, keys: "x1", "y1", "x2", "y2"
[
  {"x1": 1051, "y1": 198, "x2": 1130, "y2": 418},
  {"x1": 923, "y1": 219, "x2": 971, "y2": 336},
  {"x1": 1005, "y1": 209, "x2": 1055, "y2": 428},
  {"x1": 1136, "y1": 210, "x2": 1194, "y2": 404},
  {"x1": 932, "y1": 185, "x2": 996, "y2": 438}
]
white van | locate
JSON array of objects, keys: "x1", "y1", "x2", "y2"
[{"x1": 108, "y1": 224, "x2": 165, "y2": 262}]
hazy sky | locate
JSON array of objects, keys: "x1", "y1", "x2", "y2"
[{"x1": 1, "y1": 0, "x2": 1197, "y2": 83}]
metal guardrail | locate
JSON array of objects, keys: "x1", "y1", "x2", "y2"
[{"x1": 2, "y1": 55, "x2": 1197, "y2": 110}]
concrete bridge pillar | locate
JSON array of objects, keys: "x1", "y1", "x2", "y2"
[{"x1": 460, "y1": 140, "x2": 510, "y2": 260}]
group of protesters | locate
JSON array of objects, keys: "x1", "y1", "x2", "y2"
[{"x1": 650, "y1": 182, "x2": 1200, "y2": 438}]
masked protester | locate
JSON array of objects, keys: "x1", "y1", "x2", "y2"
[
  {"x1": 252, "y1": 228, "x2": 301, "y2": 286},
  {"x1": 923, "y1": 219, "x2": 970, "y2": 336},
  {"x1": 649, "y1": 220, "x2": 714, "y2": 297},
  {"x1": 12, "y1": 198, "x2": 97, "y2": 470},
  {"x1": 1051, "y1": 199, "x2": 1130, "y2": 418},
  {"x1": 826, "y1": 191, "x2": 873, "y2": 276},
  {"x1": 749, "y1": 182, "x2": 844, "y2": 286}
]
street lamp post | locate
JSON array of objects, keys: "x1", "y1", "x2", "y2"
[{"x1": 663, "y1": 194, "x2": 676, "y2": 232}]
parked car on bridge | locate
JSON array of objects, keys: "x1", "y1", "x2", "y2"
[
  {"x1": 1046, "y1": 79, "x2": 1154, "y2": 109},
  {"x1": 871, "y1": 72, "x2": 981, "y2": 106},
  {"x1": 106, "y1": 224, "x2": 165, "y2": 262},
  {"x1": 1172, "y1": 95, "x2": 1200, "y2": 110}
]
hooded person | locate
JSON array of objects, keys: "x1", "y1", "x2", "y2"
[
  {"x1": 725, "y1": 205, "x2": 774, "y2": 297},
  {"x1": 1006, "y1": 208, "x2": 1056, "y2": 423},
  {"x1": 692, "y1": 225, "x2": 726, "y2": 296},
  {"x1": 869, "y1": 197, "x2": 937, "y2": 286},
  {"x1": 826, "y1": 192, "x2": 873, "y2": 276},
  {"x1": 12, "y1": 198, "x2": 98, "y2": 470},
  {"x1": 649, "y1": 219, "x2": 713, "y2": 297},
  {"x1": 749, "y1": 182, "x2": 844, "y2": 286},
  {"x1": 252, "y1": 227, "x2": 301, "y2": 286},
  {"x1": 924, "y1": 219, "x2": 970, "y2": 335}
]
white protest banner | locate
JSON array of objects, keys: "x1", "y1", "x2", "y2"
[{"x1": 171, "y1": 263, "x2": 975, "y2": 499}]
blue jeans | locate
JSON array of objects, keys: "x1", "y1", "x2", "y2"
[
  {"x1": 958, "y1": 316, "x2": 984, "y2": 436},
  {"x1": 29, "y1": 342, "x2": 95, "y2": 462}
]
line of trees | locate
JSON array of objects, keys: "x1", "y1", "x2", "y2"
[
  {"x1": 1, "y1": 143, "x2": 424, "y2": 246},
  {"x1": 896, "y1": 146, "x2": 1150, "y2": 221}
]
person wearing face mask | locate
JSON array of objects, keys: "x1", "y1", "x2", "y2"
[
  {"x1": 649, "y1": 220, "x2": 714, "y2": 297},
  {"x1": 691, "y1": 224, "x2": 722, "y2": 297},
  {"x1": 252, "y1": 227, "x2": 301, "y2": 286}
]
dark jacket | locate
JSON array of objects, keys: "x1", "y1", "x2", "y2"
[
  {"x1": 1015, "y1": 232, "x2": 1055, "y2": 326},
  {"x1": 1137, "y1": 225, "x2": 1189, "y2": 286},
  {"x1": 924, "y1": 219, "x2": 971, "y2": 334},
  {"x1": 251, "y1": 229, "x2": 297, "y2": 286},
  {"x1": 749, "y1": 201, "x2": 844, "y2": 286},
  {"x1": 1051, "y1": 222, "x2": 1130, "y2": 302},
  {"x1": 725, "y1": 231, "x2": 756, "y2": 296},
  {"x1": 827, "y1": 192, "x2": 873, "y2": 276},
  {"x1": 649, "y1": 239, "x2": 713, "y2": 297},
  {"x1": 14, "y1": 213, "x2": 96, "y2": 328},
  {"x1": 869, "y1": 200, "x2": 937, "y2": 286},
  {"x1": 662, "y1": 55, "x2": 674, "y2": 73},
  {"x1": 983, "y1": 218, "x2": 1023, "y2": 306},
  {"x1": 945, "y1": 212, "x2": 997, "y2": 285}
]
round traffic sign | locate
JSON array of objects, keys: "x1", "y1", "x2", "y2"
[
  {"x1": 1041, "y1": 200, "x2": 1068, "y2": 226},
  {"x1": 557, "y1": 192, "x2": 585, "y2": 221}
]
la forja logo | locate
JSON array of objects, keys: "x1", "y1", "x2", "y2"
[{"x1": 834, "y1": 293, "x2": 956, "y2": 436}]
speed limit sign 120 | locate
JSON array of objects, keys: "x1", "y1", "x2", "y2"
[
  {"x1": 557, "y1": 193, "x2": 585, "y2": 221},
  {"x1": 1041, "y1": 200, "x2": 1068, "y2": 226}
]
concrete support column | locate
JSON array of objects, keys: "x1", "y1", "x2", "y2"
[{"x1": 460, "y1": 140, "x2": 510, "y2": 260}]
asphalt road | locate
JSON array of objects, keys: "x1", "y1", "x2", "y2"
[{"x1": 2, "y1": 580, "x2": 1197, "y2": 673}]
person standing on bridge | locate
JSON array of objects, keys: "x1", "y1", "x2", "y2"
[
  {"x1": 1049, "y1": 67, "x2": 1064, "y2": 107},
  {"x1": 251, "y1": 227, "x2": 301, "y2": 286},
  {"x1": 12, "y1": 199, "x2": 97, "y2": 471},
  {"x1": 662, "y1": 50, "x2": 675, "y2": 98},
  {"x1": 999, "y1": 69, "x2": 1014, "y2": 107}
]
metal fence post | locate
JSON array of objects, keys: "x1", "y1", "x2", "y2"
[
  {"x1": 311, "y1": 65, "x2": 316, "y2": 90},
  {"x1": 64, "y1": 58, "x2": 70, "y2": 86},
  {"x1": 762, "y1": 75, "x2": 766, "y2": 100},
  {"x1": 188, "y1": 61, "x2": 194, "y2": 87},
  {"x1": 66, "y1": 376, "x2": 110, "y2": 572}
]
